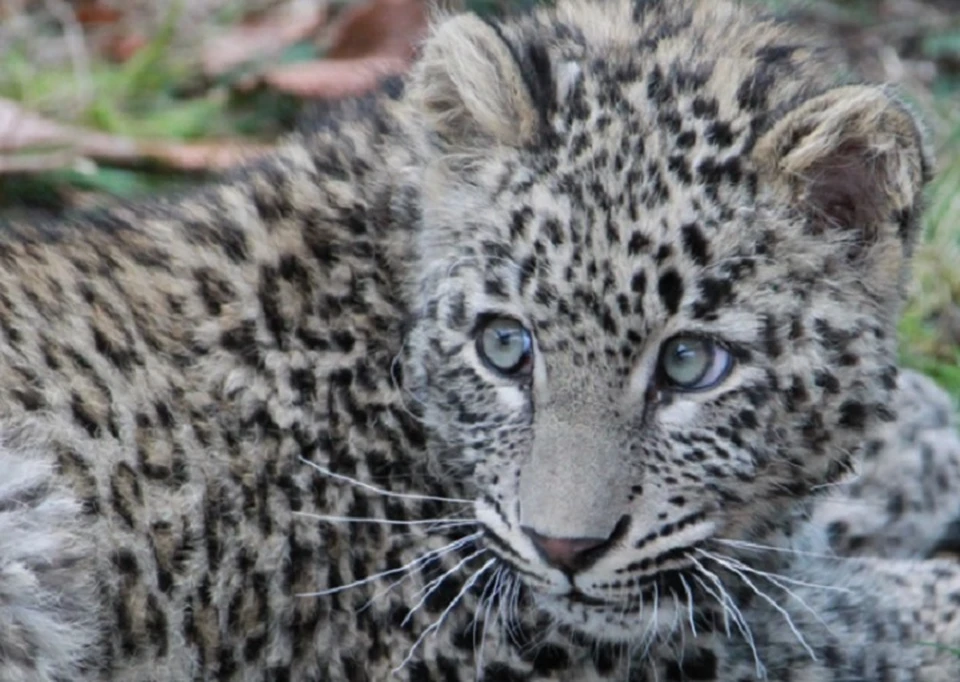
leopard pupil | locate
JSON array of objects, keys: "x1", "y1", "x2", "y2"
[
  {"x1": 663, "y1": 338, "x2": 709, "y2": 386},
  {"x1": 480, "y1": 320, "x2": 529, "y2": 371}
]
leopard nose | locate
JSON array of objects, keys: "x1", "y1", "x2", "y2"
[{"x1": 521, "y1": 527, "x2": 608, "y2": 572}]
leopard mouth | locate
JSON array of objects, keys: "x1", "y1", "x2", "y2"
[{"x1": 526, "y1": 565, "x2": 696, "y2": 614}]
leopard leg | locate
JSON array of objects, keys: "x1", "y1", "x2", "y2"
[{"x1": 810, "y1": 369, "x2": 960, "y2": 560}]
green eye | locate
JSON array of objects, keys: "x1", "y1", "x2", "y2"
[
  {"x1": 476, "y1": 317, "x2": 534, "y2": 376},
  {"x1": 658, "y1": 336, "x2": 733, "y2": 391}
]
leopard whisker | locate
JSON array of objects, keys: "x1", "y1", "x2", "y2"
[
  {"x1": 707, "y1": 544, "x2": 854, "y2": 593},
  {"x1": 690, "y1": 574, "x2": 731, "y2": 637},
  {"x1": 699, "y1": 549, "x2": 840, "y2": 634},
  {"x1": 692, "y1": 564, "x2": 766, "y2": 679},
  {"x1": 679, "y1": 573, "x2": 698, "y2": 637},
  {"x1": 299, "y1": 458, "x2": 471, "y2": 505},
  {"x1": 292, "y1": 511, "x2": 475, "y2": 527},
  {"x1": 698, "y1": 550, "x2": 818, "y2": 662},
  {"x1": 498, "y1": 571, "x2": 526, "y2": 649},
  {"x1": 401, "y1": 547, "x2": 488, "y2": 627},
  {"x1": 471, "y1": 563, "x2": 502, "y2": 643},
  {"x1": 473, "y1": 564, "x2": 505, "y2": 680},
  {"x1": 668, "y1": 587, "x2": 685, "y2": 659},
  {"x1": 639, "y1": 582, "x2": 660, "y2": 661},
  {"x1": 356, "y1": 533, "x2": 483, "y2": 612},
  {"x1": 299, "y1": 531, "x2": 482, "y2": 598},
  {"x1": 392, "y1": 557, "x2": 497, "y2": 675},
  {"x1": 713, "y1": 537, "x2": 864, "y2": 563}
]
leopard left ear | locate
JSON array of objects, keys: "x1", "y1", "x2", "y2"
[
  {"x1": 753, "y1": 85, "x2": 931, "y2": 260},
  {"x1": 409, "y1": 13, "x2": 541, "y2": 148}
]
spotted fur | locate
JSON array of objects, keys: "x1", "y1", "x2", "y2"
[{"x1": 0, "y1": 0, "x2": 958, "y2": 680}]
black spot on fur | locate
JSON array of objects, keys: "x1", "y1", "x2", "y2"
[
  {"x1": 657, "y1": 269, "x2": 684, "y2": 315},
  {"x1": 681, "y1": 222, "x2": 710, "y2": 266}
]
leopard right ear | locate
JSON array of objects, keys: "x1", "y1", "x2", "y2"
[
  {"x1": 752, "y1": 85, "x2": 931, "y2": 254},
  {"x1": 409, "y1": 13, "x2": 542, "y2": 148}
]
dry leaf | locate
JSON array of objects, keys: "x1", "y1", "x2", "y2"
[
  {"x1": 0, "y1": 99, "x2": 270, "y2": 174},
  {"x1": 202, "y1": 1, "x2": 328, "y2": 77},
  {"x1": 105, "y1": 33, "x2": 149, "y2": 62},
  {"x1": 0, "y1": 98, "x2": 138, "y2": 173},
  {"x1": 263, "y1": 56, "x2": 406, "y2": 98},
  {"x1": 137, "y1": 140, "x2": 273, "y2": 171},
  {"x1": 74, "y1": 1, "x2": 123, "y2": 25},
  {"x1": 262, "y1": 0, "x2": 426, "y2": 98},
  {"x1": 325, "y1": 0, "x2": 427, "y2": 62}
]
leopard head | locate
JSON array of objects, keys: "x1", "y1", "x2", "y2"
[{"x1": 400, "y1": 0, "x2": 929, "y2": 642}]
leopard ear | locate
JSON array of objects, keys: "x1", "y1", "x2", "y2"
[
  {"x1": 409, "y1": 13, "x2": 541, "y2": 148},
  {"x1": 753, "y1": 86, "x2": 930, "y2": 257}
]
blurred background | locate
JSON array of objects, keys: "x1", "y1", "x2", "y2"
[{"x1": 0, "y1": 0, "x2": 958, "y2": 399}]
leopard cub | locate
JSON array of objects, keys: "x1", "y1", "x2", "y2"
[{"x1": 0, "y1": 0, "x2": 958, "y2": 680}]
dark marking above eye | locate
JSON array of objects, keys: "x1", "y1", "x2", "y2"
[
  {"x1": 657, "y1": 269, "x2": 684, "y2": 315},
  {"x1": 692, "y1": 277, "x2": 733, "y2": 319},
  {"x1": 681, "y1": 222, "x2": 710, "y2": 266},
  {"x1": 483, "y1": 277, "x2": 509, "y2": 300}
]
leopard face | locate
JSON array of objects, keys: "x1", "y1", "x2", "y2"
[{"x1": 400, "y1": 0, "x2": 927, "y2": 643}]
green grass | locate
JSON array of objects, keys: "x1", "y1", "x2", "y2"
[{"x1": 0, "y1": 2, "x2": 303, "y2": 207}]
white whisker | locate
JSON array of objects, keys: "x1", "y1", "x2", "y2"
[
  {"x1": 699, "y1": 549, "x2": 841, "y2": 634},
  {"x1": 299, "y1": 458, "x2": 471, "y2": 504},
  {"x1": 474, "y1": 565, "x2": 504, "y2": 680},
  {"x1": 640, "y1": 582, "x2": 660, "y2": 660},
  {"x1": 402, "y1": 548, "x2": 488, "y2": 627},
  {"x1": 392, "y1": 558, "x2": 497, "y2": 675},
  {"x1": 292, "y1": 511, "x2": 475, "y2": 527},
  {"x1": 299, "y1": 532, "x2": 482, "y2": 598},
  {"x1": 679, "y1": 573, "x2": 698, "y2": 637},
  {"x1": 692, "y1": 564, "x2": 765, "y2": 679},
  {"x1": 357, "y1": 534, "x2": 482, "y2": 611},
  {"x1": 705, "y1": 546, "x2": 853, "y2": 594},
  {"x1": 698, "y1": 550, "x2": 817, "y2": 662},
  {"x1": 714, "y1": 538, "x2": 864, "y2": 563}
]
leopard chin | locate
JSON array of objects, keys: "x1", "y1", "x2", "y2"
[{"x1": 528, "y1": 574, "x2": 690, "y2": 644}]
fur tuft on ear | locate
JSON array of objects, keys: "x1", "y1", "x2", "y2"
[
  {"x1": 753, "y1": 86, "x2": 930, "y2": 252},
  {"x1": 409, "y1": 13, "x2": 541, "y2": 148}
]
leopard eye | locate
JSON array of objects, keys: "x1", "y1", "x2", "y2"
[
  {"x1": 476, "y1": 317, "x2": 533, "y2": 377},
  {"x1": 658, "y1": 336, "x2": 733, "y2": 391}
]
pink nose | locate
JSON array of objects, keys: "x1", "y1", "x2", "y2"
[{"x1": 521, "y1": 527, "x2": 608, "y2": 572}]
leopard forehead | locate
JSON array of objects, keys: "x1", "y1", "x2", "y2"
[
  {"x1": 408, "y1": 1, "x2": 904, "y2": 357},
  {"x1": 411, "y1": 0, "x2": 845, "y2": 316}
]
